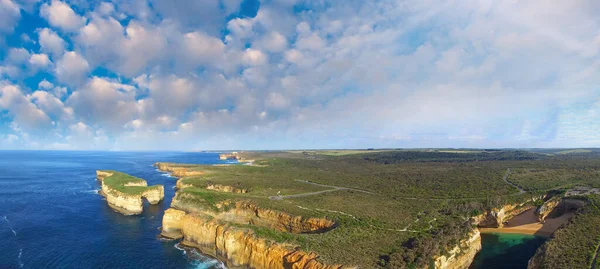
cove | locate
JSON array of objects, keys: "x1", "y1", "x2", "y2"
[{"x1": 469, "y1": 232, "x2": 547, "y2": 269}]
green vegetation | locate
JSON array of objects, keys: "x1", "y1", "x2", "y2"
[
  {"x1": 101, "y1": 170, "x2": 162, "y2": 196},
  {"x1": 510, "y1": 168, "x2": 600, "y2": 191},
  {"x1": 164, "y1": 149, "x2": 600, "y2": 267},
  {"x1": 531, "y1": 195, "x2": 600, "y2": 268}
]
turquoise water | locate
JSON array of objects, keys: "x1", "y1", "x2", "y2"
[
  {"x1": 470, "y1": 233, "x2": 547, "y2": 269},
  {"x1": 0, "y1": 151, "x2": 233, "y2": 268}
]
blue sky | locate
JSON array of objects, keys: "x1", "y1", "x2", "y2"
[{"x1": 0, "y1": 0, "x2": 598, "y2": 150}]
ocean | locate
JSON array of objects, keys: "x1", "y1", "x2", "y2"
[
  {"x1": 0, "y1": 151, "x2": 231, "y2": 269},
  {"x1": 470, "y1": 232, "x2": 547, "y2": 269}
]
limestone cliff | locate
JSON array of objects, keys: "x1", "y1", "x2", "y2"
[
  {"x1": 96, "y1": 170, "x2": 164, "y2": 215},
  {"x1": 472, "y1": 202, "x2": 535, "y2": 228},
  {"x1": 96, "y1": 170, "x2": 114, "y2": 180},
  {"x1": 154, "y1": 162, "x2": 204, "y2": 177},
  {"x1": 206, "y1": 184, "x2": 248, "y2": 193},
  {"x1": 172, "y1": 197, "x2": 337, "y2": 233},
  {"x1": 161, "y1": 208, "x2": 344, "y2": 269},
  {"x1": 527, "y1": 243, "x2": 548, "y2": 269},
  {"x1": 433, "y1": 230, "x2": 482, "y2": 269},
  {"x1": 535, "y1": 197, "x2": 561, "y2": 223}
]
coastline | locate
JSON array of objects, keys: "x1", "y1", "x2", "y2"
[{"x1": 479, "y1": 208, "x2": 574, "y2": 237}]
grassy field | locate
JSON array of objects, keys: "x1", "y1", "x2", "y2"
[
  {"x1": 162, "y1": 149, "x2": 600, "y2": 268},
  {"x1": 101, "y1": 170, "x2": 162, "y2": 195}
]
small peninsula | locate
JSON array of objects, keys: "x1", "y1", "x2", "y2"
[{"x1": 96, "y1": 170, "x2": 165, "y2": 215}]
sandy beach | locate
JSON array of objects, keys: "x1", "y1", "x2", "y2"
[{"x1": 480, "y1": 208, "x2": 574, "y2": 237}]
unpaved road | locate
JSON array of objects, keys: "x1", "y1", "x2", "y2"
[
  {"x1": 269, "y1": 180, "x2": 372, "y2": 200},
  {"x1": 503, "y1": 168, "x2": 527, "y2": 195}
]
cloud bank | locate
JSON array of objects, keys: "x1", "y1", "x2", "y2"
[{"x1": 0, "y1": 0, "x2": 599, "y2": 150}]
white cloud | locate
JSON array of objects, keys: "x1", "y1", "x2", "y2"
[
  {"x1": 40, "y1": 0, "x2": 86, "y2": 32},
  {"x1": 0, "y1": 82, "x2": 53, "y2": 132},
  {"x1": 66, "y1": 77, "x2": 138, "y2": 130},
  {"x1": 0, "y1": 0, "x2": 20, "y2": 34},
  {"x1": 38, "y1": 28, "x2": 66, "y2": 58},
  {"x1": 55, "y1": 51, "x2": 90, "y2": 85},
  {"x1": 256, "y1": 31, "x2": 288, "y2": 52},
  {"x1": 38, "y1": 80, "x2": 53, "y2": 89},
  {"x1": 29, "y1": 53, "x2": 52, "y2": 69},
  {"x1": 29, "y1": 90, "x2": 73, "y2": 120},
  {"x1": 180, "y1": 31, "x2": 225, "y2": 67},
  {"x1": 242, "y1": 48, "x2": 267, "y2": 65},
  {"x1": 227, "y1": 18, "x2": 254, "y2": 39}
]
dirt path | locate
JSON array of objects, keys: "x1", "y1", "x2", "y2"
[
  {"x1": 272, "y1": 169, "x2": 523, "y2": 201},
  {"x1": 269, "y1": 179, "x2": 372, "y2": 200},
  {"x1": 591, "y1": 244, "x2": 600, "y2": 269},
  {"x1": 502, "y1": 168, "x2": 527, "y2": 195}
]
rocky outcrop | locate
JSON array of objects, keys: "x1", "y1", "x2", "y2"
[
  {"x1": 161, "y1": 208, "x2": 344, "y2": 269},
  {"x1": 527, "y1": 244, "x2": 548, "y2": 269},
  {"x1": 172, "y1": 198, "x2": 337, "y2": 234},
  {"x1": 219, "y1": 153, "x2": 254, "y2": 163},
  {"x1": 176, "y1": 178, "x2": 194, "y2": 189},
  {"x1": 96, "y1": 170, "x2": 114, "y2": 180},
  {"x1": 96, "y1": 170, "x2": 164, "y2": 215},
  {"x1": 206, "y1": 184, "x2": 248, "y2": 193},
  {"x1": 154, "y1": 162, "x2": 204, "y2": 177},
  {"x1": 535, "y1": 197, "x2": 561, "y2": 223},
  {"x1": 433, "y1": 230, "x2": 482, "y2": 269},
  {"x1": 219, "y1": 153, "x2": 240, "y2": 160},
  {"x1": 472, "y1": 202, "x2": 535, "y2": 228}
]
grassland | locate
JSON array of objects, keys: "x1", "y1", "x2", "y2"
[
  {"x1": 101, "y1": 170, "x2": 162, "y2": 195},
  {"x1": 161, "y1": 149, "x2": 600, "y2": 268}
]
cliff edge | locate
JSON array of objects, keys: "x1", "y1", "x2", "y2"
[
  {"x1": 96, "y1": 170, "x2": 164, "y2": 215},
  {"x1": 161, "y1": 208, "x2": 344, "y2": 269}
]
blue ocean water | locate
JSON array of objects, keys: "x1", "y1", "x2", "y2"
[
  {"x1": 470, "y1": 232, "x2": 547, "y2": 269},
  {"x1": 0, "y1": 151, "x2": 232, "y2": 269}
]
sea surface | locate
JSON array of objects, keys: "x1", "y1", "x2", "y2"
[
  {"x1": 470, "y1": 232, "x2": 547, "y2": 269},
  {"x1": 0, "y1": 151, "x2": 233, "y2": 269}
]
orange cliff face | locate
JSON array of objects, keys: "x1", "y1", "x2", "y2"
[
  {"x1": 154, "y1": 163, "x2": 204, "y2": 177},
  {"x1": 160, "y1": 208, "x2": 345, "y2": 269},
  {"x1": 172, "y1": 198, "x2": 337, "y2": 234},
  {"x1": 96, "y1": 170, "x2": 164, "y2": 215},
  {"x1": 471, "y1": 202, "x2": 536, "y2": 228}
]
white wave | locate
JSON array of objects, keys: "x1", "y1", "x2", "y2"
[
  {"x1": 81, "y1": 189, "x2": 101, "y2": 194},
  {"x1": 189, "y1": 259, "x2": 226, "y2": 269},
  {"x1": 174, "y1": 243, "x2": 187, "y2": 255},
  {"x1": 3, "y1": 216, "x2": 17, "y2": 236},
  {"x1": 18, "y1": 248, "x2": 23, "y2": 268},
  {"x1": 161, "y1": 173, "x2": 174, "y2": 178}
]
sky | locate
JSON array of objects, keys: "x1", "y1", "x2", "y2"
[{"x1": 0, "y1": 0, "x2": 598, "y2": 151}]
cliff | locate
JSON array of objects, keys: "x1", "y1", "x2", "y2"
[
  {"x1": 535, "y1": 197, "x2": 561, "y2": 223},
  {"x1": 206, "y1": 184, "x2": 248, "y2": 193},
  {"x1": 96, "y1": 170, "x2": 164, "y2": 215},
  {"x1": 472, "y1": 202, "x2": 535, "y2": 228},
  {"x1": 433, "y1": 230, "x2": 482, "y2": 269},
  {"x1": 527, "y1": 243, "x2": 547, "y2": 269},
  {"x1": 161, "y1": 208, "x2": 344, "y2": 269},
  {"x1": 172, "y1": 197, "x2": 337, "y2": 233},
  {"x1": 154, "y1": 162, "x2": 204, "y2": 177}
]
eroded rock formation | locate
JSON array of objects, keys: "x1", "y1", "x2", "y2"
[
  {"x1": 472, "y1": 202, "x2": 535, "y2": 228},
  {"x1": 161, "y1": 208, "x2": 344, "y2": 269},
  {"x1": 154, "y1": 162, "x2": 204, "y2": 177},
  {"x1": 535, "y1": 197, "x2": 561, "y2": 223},
  {"x1": 96, "y1": 170, "x2": 164, "y2": 215},
  {"x1": 433, "y1": 230, "x2": 482, "y2": 269},
  {"x1": 173, "y1": 197, "x2": 337, "y2": 234},
  {"x1": 206, "y1": 184, "x2": 248, "y2": 193}
]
